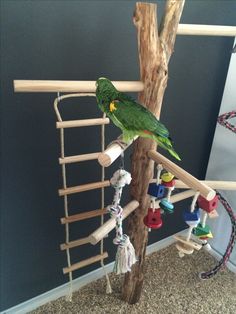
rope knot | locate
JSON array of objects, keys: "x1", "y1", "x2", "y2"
[
  {"x1": 110, "y1": 169, "x2": 132, "y2": 188},
  {"x1": 107, "y1": 204, "x2": 123, "y2": 217}
]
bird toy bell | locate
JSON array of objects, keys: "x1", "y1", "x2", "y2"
[{"x1": 144, "y1": 208, "x2": 163, "y2": 230}]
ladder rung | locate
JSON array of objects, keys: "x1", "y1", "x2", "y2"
[
  {"x1": 60, "y1": 237, "x2": 90, "y2": 250},
  {"x1": 59, "y1": 152, "x2": 100, "y2": 164},
  {"x1": 61, "y1": 209, "x2": 108, "y2": 224},
  {"x1": 56, "y1": 118, "x2": 110, "y2": 129},
  {"x1": 59, "y1": 180, "x2": 110, "y2": 196},
  {"x1": 63, "y1": 252, "x2": 108, "y2": 274}
]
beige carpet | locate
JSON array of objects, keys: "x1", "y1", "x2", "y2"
[{"x1": 31, "y1": 245, "x2": 236, "y2": 314}]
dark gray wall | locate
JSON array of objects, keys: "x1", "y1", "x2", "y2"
[{"x1": 1, "y1": 0, "x2": 235, "y2": 310}]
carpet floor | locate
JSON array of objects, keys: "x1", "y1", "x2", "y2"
[{"x1": 31, "y1": 244, "x2": 236, "y2": 314}]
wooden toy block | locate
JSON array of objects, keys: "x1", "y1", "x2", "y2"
[
  {"x1": 143, "y1": 208, "x2": 163, "y2": 229},
  {"x1": 197, "y1": 194, "x2": 219, "y2": 213},
  {"x1": 174, "y1": 235, "x2": 202, "y2": 250},
  {"x1": 175, "y1": 242, "x2": 194, "y2": 255},
  {"x1": 147, "y1": 183, "x2": 165, "y2": 198}
]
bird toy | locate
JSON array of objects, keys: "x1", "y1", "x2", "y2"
[
  {"x1": 96, "y1": 77, "x2": 181, "y2": 160},
  {"x1": 107, "y1": 169, "x2": 137, "y2": 274},
  {"x1": 175, "y1": 192, "x2": 202, "y2": 257},
  {"x1": 160, "y1": 171, "x2": 176, "y2": 214},
  {"x1": 199, "y1": 191, "x2": 236, "y2": 279},
  {"x1": 144, "y1": 164, "x2": 176, "y2": 230},
  {"x1": 217, "y1": 110, "x2": 236, "y2": 133}
]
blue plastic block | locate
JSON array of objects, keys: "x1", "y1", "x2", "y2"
[
  {"x1": 183, "y1": 208, "x2": 200, "y2": 222},
  {"x1": 147, "y1": 183, "x2": 165, "y2": 198}
]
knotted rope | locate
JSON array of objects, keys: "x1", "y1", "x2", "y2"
[
  {"x1": 199, "y1": 191, "x2": 236, "y2": 279},
  {"x1": 107, "y1": 169, "x2": 137, "y2": 274}
]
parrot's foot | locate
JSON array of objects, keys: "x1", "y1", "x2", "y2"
[{"x1": 107, "y1": 135, "x2": 135, "y2": 150}]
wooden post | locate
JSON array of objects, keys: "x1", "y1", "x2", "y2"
[{"x1": 122, "y1": 1, "x2": 185, "y2": 304}]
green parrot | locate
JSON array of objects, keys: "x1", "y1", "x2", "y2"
[{"x1": 96, "y1": 77, "x2": 181, "y2": 160}]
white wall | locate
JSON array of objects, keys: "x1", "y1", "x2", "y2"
[{"x1": 206, "y1": 39, "x2": 236, "y2": 266}]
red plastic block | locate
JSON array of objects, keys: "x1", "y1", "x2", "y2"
[
  {"x1": 197, "y1": 195, "x2": 219, "y2": 213},
  {"x1": 162, "y1": 179, "x2": 176, "y2": 187},
  {"x1": 143, "y1": 208, "x2": 163, "y2": 229}
]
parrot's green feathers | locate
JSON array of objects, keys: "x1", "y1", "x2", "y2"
[{"x1": 96, "y1": 77, "x2": 181, "y2": 161}]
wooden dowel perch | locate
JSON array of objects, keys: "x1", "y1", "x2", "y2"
[
  {"x1": 61, "y1": 191, "x2": 196, "y2": 251},
  {"x1": 58, "y1": 180, "x2": 110, "y2": 196},
  {"x1": 60, "y1": 236, "x2": 90, "y2": 250},
  {"x1": 56, "y1": 118, "x2": 109, "y2": 129},
  {"x1": 174, "y1": 180, "x2": 236, "y2": 191},
  {"x1": 63, "y1": 252, "x2": 108, "y2": 274},
  {"x1": 148, "y1": 150, "x2": 215, "y2": 201},
  {"x1": 164, "y1": 189, "x2": 196, "y2": 204},
  {"x1": 14, "y1": 80, "x2": 144, "y2": 93},
  {"x1": 177, "y1": 24, "x2": 236, "y2": 36},
  {"x1": 61, "y1": 208, "x2": 107, "y2": 224},
  {"x1": 88, "y1": 200, "x2": 139, "y2": 245},
  {"x1": 98, "y1": 135, "x2": 138, "y2": 167},
  {"x1": 59, "y1": 152, "x2": 100, "y2": 164}
]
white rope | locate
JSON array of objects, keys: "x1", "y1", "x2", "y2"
[
  {"x1": 202, "y1": 211, "x2": 208, "y2": 228},
  {"x1": 54, "y1": 94, "x2": 73, "y2": 301},
  {"x1": 166, "y1": 186, "x2": 175, "y2": 202},
  {"x1": 55, "y1": 94, "x2": 113, "y2": 295},
  {"x1": 54, "y1": 93, "x2": 98, "y2": 300},
  {"x1": 100, "y1": 113, "x2": 112, "y2": 294},
  {"x1": 190, "y1": 191, "x2": 200, "y2": 213},
  {"x1": 186, "y1": 191, "x2": 200, "y2": 242},
  {"x1": 107, "y1": 170, "x2": 136, "y2": 274},
  {"x1": 156, "y1": 164, "x2": 163, "y2": 185}
]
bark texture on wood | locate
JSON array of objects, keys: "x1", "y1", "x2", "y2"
[{"x1": 122, "y1": 1, "x2": 185, "y2": 304}]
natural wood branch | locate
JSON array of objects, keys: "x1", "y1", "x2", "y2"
[
  {"x1": 160, "y1": 0, "x2": 185, "y2": 63},
  {"x1": 123, "y1": 1, "x2": 185, "y2": 304}
]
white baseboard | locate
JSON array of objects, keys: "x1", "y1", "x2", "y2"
[{"x1": 5, "y1": 230, "x2": 235, "y2": 314}]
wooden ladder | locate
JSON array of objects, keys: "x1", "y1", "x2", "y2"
[{"x1": 54, "y1": 93, "x2": 110, "y2": 276}]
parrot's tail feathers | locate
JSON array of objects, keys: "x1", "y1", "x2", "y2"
[
  {"x1": 156, "y1": 136, "x2": 181, "y2": 161},
  {"x1": 167, "y1": 148, "x2": 181, "y2": 161}
]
